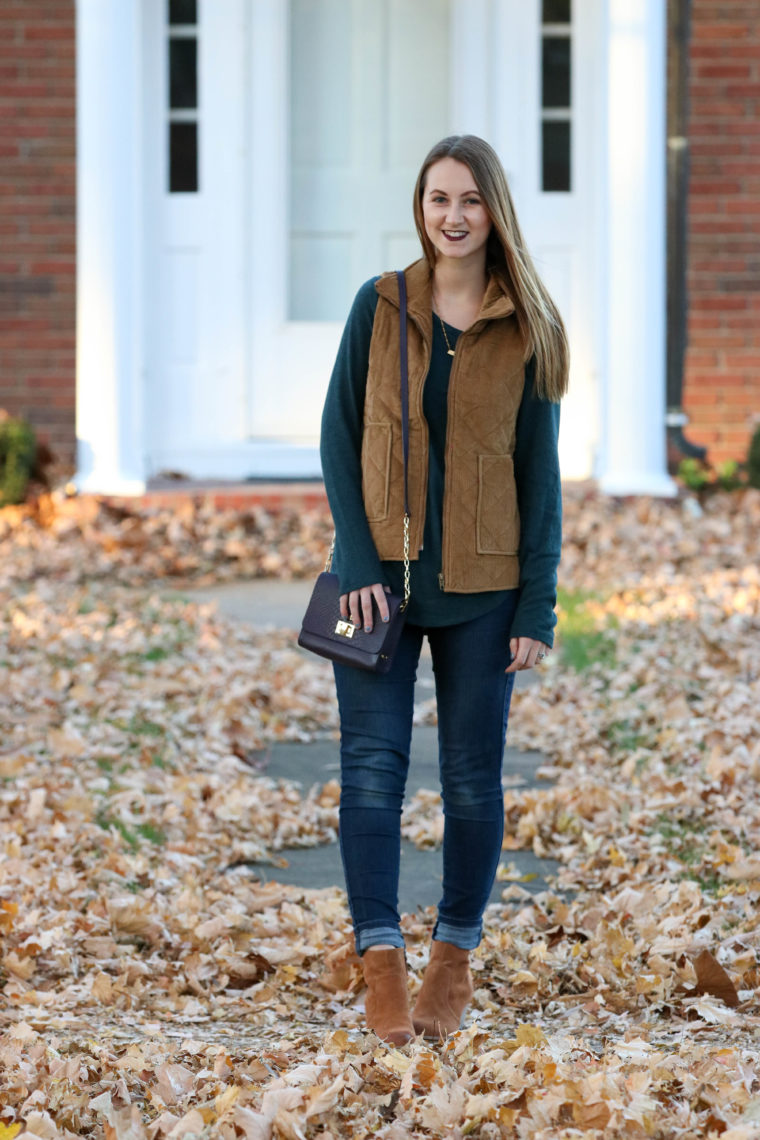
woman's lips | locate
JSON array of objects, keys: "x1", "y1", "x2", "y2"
[{"x1": 443, "y1": 231, "x2": 468, "y2": 242}]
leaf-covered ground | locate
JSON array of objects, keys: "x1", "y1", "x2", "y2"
[{"x1": 1, "y1": 486, "x2": 760, "y2": 1138}]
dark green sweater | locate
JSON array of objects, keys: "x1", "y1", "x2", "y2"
[{"x1": 320, "y1": 277, "x2": 562, "y2": 645}]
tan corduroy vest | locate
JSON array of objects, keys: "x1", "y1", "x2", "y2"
[{"x1": 361, "y1": 258, "x2": 527, "y2": 593}]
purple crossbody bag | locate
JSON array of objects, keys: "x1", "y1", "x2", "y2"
[{"x1": 298, "y1": 270, "x2": 411, "y2": 673}]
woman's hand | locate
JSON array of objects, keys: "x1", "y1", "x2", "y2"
[
  {"x1": 340, "y1": 584, "x2": 392, "y2": 633},
  {"x1": 506, "y1": 636, "x2": 550, "y2": 673}
]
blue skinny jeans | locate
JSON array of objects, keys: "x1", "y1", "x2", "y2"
[{"x1": 333, "y1": 592, "x2": 518, "y2": 955}]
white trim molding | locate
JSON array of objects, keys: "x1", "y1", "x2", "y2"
[
  {"x1": 146, "y1": 442, "x2": 322, "y2": 482},
  {"x1": 75, "y1": 0, "x2": 147, "y2": 494},
  {"x1": 598, "y1": 0, "x2": 676, "y2": 497}
]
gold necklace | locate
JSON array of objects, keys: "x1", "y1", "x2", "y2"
[{"x1": 438, "y1": 314, "x2": 456, "y2": 357}]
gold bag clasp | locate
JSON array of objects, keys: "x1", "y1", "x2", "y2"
[{"x1": 335, "y1": 619, "x2": 355, "y2": 638}]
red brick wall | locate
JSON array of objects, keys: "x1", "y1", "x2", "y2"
[
  {"x1": 683, "y1": 0, "x2": 760, "y2": 465},
  {"x1": 0, "y1": 0, "x2": 76, "y2": 473}
]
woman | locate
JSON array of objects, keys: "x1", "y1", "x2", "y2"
[{"x1": 320, "y1": 135, "x2": 567, "y2": 1044}]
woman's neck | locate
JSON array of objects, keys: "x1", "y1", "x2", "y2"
[
  {"x1": 430, "y1": 255, "x2": 489, "y2": 332},
  {"x1": 431, "y1": 255, "x2": 488, "y2": 306}
]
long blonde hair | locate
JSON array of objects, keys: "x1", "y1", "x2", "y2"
[{"x1": 413, "y1": 135, "x2": 569, "y2": 402}]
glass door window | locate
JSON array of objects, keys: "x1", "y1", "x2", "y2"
[
  {"x1": 168, "y1": 0, "x2": 199, "y2": 192},
  {"x1": 541, "y1": 0, "x2": 572, "y2": 191}
]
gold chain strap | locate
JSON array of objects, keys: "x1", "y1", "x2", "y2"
[
  {"x1": 401, "y1": 513, "x2": 410, "y2": 609},
  {"x1": 324, "y1": 521, "x2": 411, "y2": 609}
]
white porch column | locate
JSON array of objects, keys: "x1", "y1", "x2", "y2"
[
  {"x1": 598, "y1": 0, "x2": 676, "y2": 496},
  {"x1": 75, "y1": 0, "x2": 146, "y2": 494}
]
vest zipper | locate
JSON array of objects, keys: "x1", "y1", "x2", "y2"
[
  {"x1": 396, "y1": 303, "x2": 432, "y2": 564},
  {"x1": 440, "y1": 326, "x2": 470, "y2": 592}
]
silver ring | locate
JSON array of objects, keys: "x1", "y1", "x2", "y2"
[{"x1": 537, "y1": 651, "x2": 546, "y2": 659}]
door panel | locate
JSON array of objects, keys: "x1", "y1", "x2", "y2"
[{"x1": 289, "y1": 0, "x2": 450, "y2": 323}]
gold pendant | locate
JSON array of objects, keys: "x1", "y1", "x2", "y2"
[{"x1": 447, "y1": 348, "x2": 455, "y2": 357}]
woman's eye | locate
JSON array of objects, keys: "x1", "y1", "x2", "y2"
[
  {"x1": 431, "y1": 196, "x2": 480, "y2": 204},
  {"x1": 430, "y1": 195, "x2": 480, "y2": 205}
]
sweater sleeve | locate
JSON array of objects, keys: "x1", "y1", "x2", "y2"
[
  {"x1": 510, "y1": 357, "x2": 562, "y2": 647},
  {"x1": 319, "y1": 278, "x2": 388, "y2": 594}
]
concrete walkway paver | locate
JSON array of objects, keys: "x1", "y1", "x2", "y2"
[{"x1": 184, "y1": 580, "x2": 561, "y2": 909}]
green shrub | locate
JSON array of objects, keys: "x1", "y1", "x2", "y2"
[
  {"x1": 748, "y1": 423, "x2": 760, "y2": 490},
  {"x1": 715, "y1": 458, "x2": 743, "y2": 491},
  {"x1": 677, "y1": 455, "x2": 745, "y2": 494},
  {"x1": 677, "y1": 457, "x2": 710, "y2": 490},
  {"x1": 0, "y1": 411, "x2": 38, "y2": 506}
]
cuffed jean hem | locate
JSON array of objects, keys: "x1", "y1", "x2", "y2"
[
  {"x1": 355, "y1": 925, "x2": 406, "y2": 956},
  {"x1": 433, "y1": 919, "x2": 482, "y2": 951}
]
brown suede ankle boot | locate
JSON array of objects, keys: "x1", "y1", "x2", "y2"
[
  {"x1": 362, "y1": 947, "x2": 414, "y2": 1045},
  {"x1": 411, "y1": 940, "x2": 474, "y2": 1040}
]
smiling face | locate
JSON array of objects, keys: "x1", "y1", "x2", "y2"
[{"x1": 421, "y1": 157, "x2": 492, "y2": 264}]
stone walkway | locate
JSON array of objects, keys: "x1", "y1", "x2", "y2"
[{"x1": 185, "y1": 580, "x2": 561, "y2": 911}]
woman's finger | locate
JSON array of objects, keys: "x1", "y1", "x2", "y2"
[
  {"x1": 505, "y1": 640, "x2": 521, "y2": 673},
  {"x1": 372, "y1": 583, "x2": 391, "y2": 624},
  {"x1": 506, "y1": 636, "x2": 540, "y2": 673},
  {"x1": 360, "y1": 587, "x2": 375, "y2": 632},
  {"x1": 346, "y1": 583, "x2": 390, "y2": 630}
]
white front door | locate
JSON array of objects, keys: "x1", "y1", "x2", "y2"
[
  {"x1": 142, "y1": 0, "x2": 601, "y2": 480},
  {"x1": 248, "y1": 0, "x2": 601, "y2": 479}
]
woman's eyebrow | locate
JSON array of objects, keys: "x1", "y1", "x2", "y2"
[{"x1": 428, "y1": 188, "x2": 481, "y2": 197}]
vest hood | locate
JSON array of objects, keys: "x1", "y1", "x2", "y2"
[{"x1": 375, "y1": 258, "x2": 516, "y2": 326}]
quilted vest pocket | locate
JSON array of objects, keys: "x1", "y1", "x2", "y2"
[
  {"x1": 476, "y1": 454, "x2": 520, "y2": 555},
  {"x1": 361, "y1": 422, "x2": 392, "y2": 521}
]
